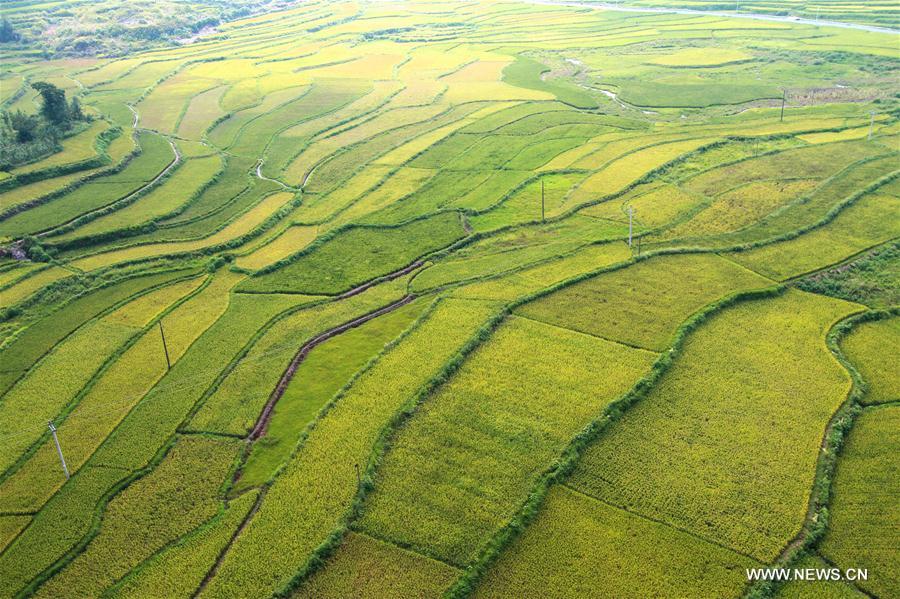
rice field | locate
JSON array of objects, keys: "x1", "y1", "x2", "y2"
[{"x1": 0, "y1": 0, "x2": 897, "y2": 597}]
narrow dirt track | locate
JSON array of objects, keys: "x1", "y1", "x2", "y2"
[{"x1": 248, "y1": 295, "x2": 415, "y2": 441}]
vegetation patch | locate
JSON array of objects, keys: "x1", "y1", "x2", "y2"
[{"x1": 238, "y1": 212, "x2": 467, "y2": 295}]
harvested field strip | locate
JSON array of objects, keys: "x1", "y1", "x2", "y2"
[
  {"x1": 471, "y1": 485, "x2": 759, "y2": 598},
  {"x1": 190, "y1": 275, "x2": 412, "y2": 437},
  {"x1": 839, "y1": 316, "x2": 899, "y2": 404},
  {"x1": 0, "y1": 269, "x2": 193, "y2": 397},
  {"x1": 356, "y1": 316, "x2": 657, "y2": 565},
  {"x1": 820, "y1": 405, "x2": 899, "y2": 598},
  {"x1": 295, "y1": 531, "x2": 460, "y2": 598},
  {"x1": 516, "y1": 253, "x2": 771, "y2": 351},
  {"x1": 568, "y1": 290, "x2": 859, "y2": 561},
  {"x1": 0, "y1": 272, "x2": 234, "y2": 514},
  {"x1": 110, "y1": 490, "x2": 260, "y2": 599},
  {"x1": 33, "y1": 436, "x2": 241, "y2": 598},
  {"x1": 235, "y1": 297, "x2": 428, "y2": 492},
  {"x1": 238, "y1": 212, "x2": 468, "y2": 295},
  {"x1": 69, "y1": 191, "x2": 295, "y2": 272},
  {"x1": 729, "y1": 183, "x2": 900, "y2": 281},
  {"x1": 200, "y1": 298, "x2": 500, "y2": 598}
]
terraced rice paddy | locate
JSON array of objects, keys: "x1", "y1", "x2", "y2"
[{"x1": 0, "y1": 0, "x2": 897, "y2": 597}]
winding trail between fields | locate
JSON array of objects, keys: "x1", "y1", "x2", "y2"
[
  {"x1": 528, "y1": 1, "x2": 900, "y2": 34},
  {"x1": 254, "y1": 158, "x2": 298, "y2": 191}
]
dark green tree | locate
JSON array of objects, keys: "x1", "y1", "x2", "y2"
[
  {"x1": 70, "y1": 96, "x2": 85, "y2": 121},
  {"x1": 7, "y1": 110, "x2": 39, "y2": 142},
  {"x1": 0, "y1": 18, "x2": 18, "y2": 43},
  {"x1": 31, "y1": 81, "x2": 70, "y2": 126}
]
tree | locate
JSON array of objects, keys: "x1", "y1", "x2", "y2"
[
  {"x1": 0, "y1": 18, "x2": 18, "y2": 43},
  {"x1": 70, "y1": 96, "x2": 85, "y2": 121},
  {"x1": 31, "y1": 81, "x2": 70, "y2": 126},
  {"x1": 7, "y1": 110, "x2": 39, "y2": 142}
]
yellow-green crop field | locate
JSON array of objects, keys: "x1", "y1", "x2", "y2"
[{"x1": 0, "y1": 0, "x2": 896, "y2": 597}]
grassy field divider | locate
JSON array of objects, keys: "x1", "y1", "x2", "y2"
[
  {"x1": 236, "y1": 209, "x2": 466, "y2": 279},
  {"x1": 0, "y1": 125, "x2": 122, "y2": 195},
  {"x1": 266, "y1": 295, "x2": 504, "y2": 596},
  {"x1": 195, "y1": 295, "x2": 446, "y2": 592},
  {"x1": 56, "y1": 191, "x2": 298, "y2": 275},
  {"x1": 19, "y1": 436, "x2": 180, "y2": 598},
  {"x1": 43, "y1": 146, "x2": 229, "y2": 250},
  {"x1": 727, "y1": 168, "x2": 900, "y2": 254},
  {"x1": 271, "y1": 86, "x2": 405, "y2": 181},
  {"x1": 445, "y1": 282, "x2": 786, "y2": 598},
  {"x1": 0, "y1": 129, "x2": 140, "y2": 223},
  {"x1": 453, "y1": 137, "x2": 723, "y2": 235},
  {"x1": 742, "y1": 306, "x2": 900, "y2": 599},
  {"x1": 0, "y1": 271, "x2": 209, "y2": 487},
  {"x1": 0, "y1": 262, "x2": 199, "y2": 373},
  {"x1": 33, "y1": 136, "x2": 181, "y2": 242}
]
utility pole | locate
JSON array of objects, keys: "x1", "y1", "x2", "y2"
[
  {"x1": 354, "y1": 463, "x2": 361, "y2": 487},
  {"x1": 158, "y1": 320, "x2": 171, "y2": 371},
  {"x1": 541, "y1": 179, "x2": 545, "y2": 222},
  {"x1": 780, "y1": 89, "x2": 786, "y2": 122},
  {"x1": 628, "y1": 205, "x2": 634, "y2": 248},
  {"x1": 48, "y1": 421, "x2": 69, "y2": 480},
  {"x1": 869, "y1": 111, "x2": 875, "y2": 140}
]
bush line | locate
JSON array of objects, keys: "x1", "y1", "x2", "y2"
[
  {"x1": 742, "y1": 306, "x2": 900, "y2": 599},
  {"x1": 442, "y1": 280, "x2": 785, "y2": 597}
]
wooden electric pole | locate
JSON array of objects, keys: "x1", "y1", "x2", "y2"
[
  {"x1": 780, "y1": 89, "x2": 786, "y2": 122},
  {"x1": 541, "y1": 179, "x2": 545, "y2": 222},
  {"x1": 48, "y1": 421, "x2": 69, "y2": 480},
  {"x1": 354, "y1": 463, "x2": 361, "y2": 487},
  {"x1": 628, "y1": 206, "x2": 634, "y2": 248},
  {"x1": 869, "y1": 111, "x2": 875, "y2": 140},
  {"x1": 159, "y1": 320, "x2": 171, "y2": 371}
]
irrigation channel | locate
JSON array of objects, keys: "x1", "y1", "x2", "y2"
[{"x1": 531, "y1": 1, "x2": 900, "y2": 34}]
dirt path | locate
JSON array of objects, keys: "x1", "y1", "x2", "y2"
[
  {"x1": 36, "y1": 136, "x2": 181, "y2": 240},
  {"x1": 247, "y1": 258, "x2": 423, "y2": 440},
  {"x1": 248, "y1": 294, "x2": 415, "y2": 440},
  {"x1": 255, "y1": 158, "x2": 297, "y2": 191}
]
